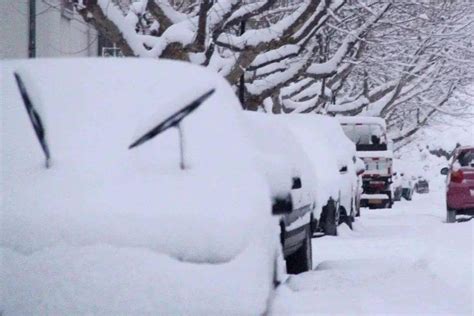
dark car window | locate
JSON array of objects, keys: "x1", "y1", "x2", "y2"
[{"x1": 457, "y1": 149, "x2": 474, "y2": 167}]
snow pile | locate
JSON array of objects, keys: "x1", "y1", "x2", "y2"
[
  {"x1": 394, "y1": 106, "x2": 473, "y2": 189},
  {"x1": 415, "y1": 105, "x2": 474, "y2": 152},
  {"x1": 272, "y1": 191, "x2": 473, "y2": 315},
  {"x1": 0, "y1": 59, "x2": 278, "y2": 314},
  {"x1": 1, "y1": 234, "x2": 278, "y2": 315}
]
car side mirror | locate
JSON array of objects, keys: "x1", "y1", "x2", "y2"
[
  {"x1": 291, "y1": 177, "x2": 302, "y2": 189},
  {"x1": 272, "y1": 195, "x2": 293, "y2": 215},
  {"x1": 440, "y1": 167, "x2": 449, "y2": 175},
  {"x1": 339, "y1": 166, "x2": 348, "y2": 173}
]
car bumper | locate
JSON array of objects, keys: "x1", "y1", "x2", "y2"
[{"x1": 447, "y1": 186, "x2": 474, "y2": 210}]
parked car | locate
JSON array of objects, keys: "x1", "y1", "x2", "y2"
[
  {"x1": 441, "y1": 146, "x2": 474, "y2": 223},
  {"x1": 338, "y1": 116, "x2": 394, "y2": 209},
  {"x1": 392, "y1": 172, "x2": 403, "y2": 201},
  {"x1": 400, "y1": 173, "x2": 414, "y2": 201},
  {"x1": 274, "y1": 115, "x2": 364, "y2": 236},
  {"x1": 354, "y1": 157, "x2": 366, "y2": 216},
  {"x1": 245, "y1": 113, "x2": 317, "y2": 274},
  {"x1": 1, "y1": 59, "x2": 282, "y2": 314},
  {"x1": 414, "y1": 177, "x2": 430, "y2": 194}
]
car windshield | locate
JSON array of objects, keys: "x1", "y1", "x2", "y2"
[{"x1": 457, "y1": 149, "x2": 474, "y2": 167}]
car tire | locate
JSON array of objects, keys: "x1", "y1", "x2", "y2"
[
  {"x1": 446, "y1": 209, "x2": 456, "y2": 223},
  {"x1": 340, "y1": 207, "x2": 353, "y2": 230},
  {"x1": 322, "y1": 200, "x2": 338, "y2": 236},
  {"x1": 286, "y1": 226, "x2": 312, "y2": 274}
]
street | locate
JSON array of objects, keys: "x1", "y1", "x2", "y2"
[{"x1": 272, "y1": 190, "x2": 473, "y2": 315}]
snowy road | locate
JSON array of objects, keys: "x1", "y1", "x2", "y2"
[{"x1": 271, "y1": 190, "x2": 473, "y2": 315}]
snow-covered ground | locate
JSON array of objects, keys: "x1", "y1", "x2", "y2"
[{"x1": 272, "y1": 189, "x2": 473, "y2": 315}]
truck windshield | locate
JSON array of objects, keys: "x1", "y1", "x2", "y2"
[{"x1": 341, "y1": 124, "x2": 387, "y2": 151}]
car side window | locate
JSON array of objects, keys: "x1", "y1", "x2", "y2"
[{"x1": 457, "y1": 150, "x2": 474, "y2": 167}]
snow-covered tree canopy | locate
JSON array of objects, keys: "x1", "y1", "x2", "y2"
[
  {"x1": 75, "y1": 0, "x2": 473, "y2": 142},
  {"x1": 326, "y1": 0, "x2": 474, "y2": 142}
]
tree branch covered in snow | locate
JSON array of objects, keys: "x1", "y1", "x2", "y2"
[{"x1": 75, "y1": 0, "x2": 473, "y2": 141}]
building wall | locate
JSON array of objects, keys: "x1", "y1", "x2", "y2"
[
  {"x1": 0, "y1": 0, "x2": 98, "y2": 59},
  {"x1": 0, "y1": 0, "x2": 29, "y2": 58}
]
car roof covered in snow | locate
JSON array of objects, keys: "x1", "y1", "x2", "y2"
[
  {"x1": 1, "y1": 58, "x2": 272, "y2": 264},
  {"x1": 337, "y1": 116, "x2": 387, "y2": 129},
  {"x1": 357, "y1": 150, "x2": 394, "y2": 159}
]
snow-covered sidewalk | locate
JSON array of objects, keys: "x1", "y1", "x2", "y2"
[{"x1": 271, "y1": 190, "x2": 473, "y2": 315}]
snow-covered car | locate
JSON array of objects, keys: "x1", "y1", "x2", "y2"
[
  {"x1": 1, "y1": 59, "x2": 281, "y2": 314},
  {"x1": 354, "y1": 157, "x2": 366, "y2": 216},
  {"x1": 338, "y1": 116, "x2": 394, "y2": 209},
  {"x1": 441, "y1": 146, "x2": 474, "y2": 223},
  {"x1": 274, "y1": 115, "x2": 363, "y2": 236},
  {"x1": 244, "y1": 113, "x2": 316, "y2": 274},
  {"x1": 392, "y1": 173, "x2": 403, "y2": 202},
  {"x1": 401, "y1": 174, "x2": 414, "y2": 201}
]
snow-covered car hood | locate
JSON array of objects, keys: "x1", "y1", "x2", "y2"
[{"x1": 1, "y1": 59, "x2": 271, "y2": 264}]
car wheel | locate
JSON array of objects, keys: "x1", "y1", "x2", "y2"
[
  {"x1": 340, "y1": 207, "x2": 353, "y2": 229},
  {"x1": 446, "y1": 209, "x2": 456, "y2": 223},
  {"x1": 322, "y1": 200, "x2": 338, "y2": 236},
  {"x1": 286, "y1": 226, "x2": 312, "y2": 274},
  {"x1": 355, "y1": 204, "x2": 361, "y2": 217}
]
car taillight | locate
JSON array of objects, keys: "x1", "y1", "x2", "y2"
[{"x1": 451, "y1": 170, "x2": 464, "y2": 183}]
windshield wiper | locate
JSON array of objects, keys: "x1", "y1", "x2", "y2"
[
  {"x1": 129, "y1": 89, "x2": 215, "y2": 150},
  {"x1": 13, "y1": 72, "x2": 51, "y2": 168}
]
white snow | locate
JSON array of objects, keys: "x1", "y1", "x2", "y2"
[
  {"x1": 357, "y1": 150, "x2": 394, "y2": 159},
  {"x1": 273, "y1": 114, "x2": 357, "y2": 216},
  {"x1": 0, "y1": 58, "x2": 279, "y2": 314},
  {"x1": 271, "y1": 190, "x2": 473, "y2": 315},
  {"x1": 337, "y1": 116, "x2": 387, "y2": 129},
  {"x1": 243, "y1": 112, "x2": 316, "y2": 203}
]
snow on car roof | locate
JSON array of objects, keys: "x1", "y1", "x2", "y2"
[
  {"x1": 337, "y1": 116, "x2": 387, "y2": 129},
  {"x1": 358, "y1": 150, "x2": 394, "y2": 159},
  {"x1": 1, "y1": 58, "x2": 272, "y2": 264}
]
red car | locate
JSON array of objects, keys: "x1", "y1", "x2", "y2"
[{"x1": 441, "y1": 146, "x2": 474, "y2": 223}]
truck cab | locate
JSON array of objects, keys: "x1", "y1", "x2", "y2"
[{"x1": 338, "y1": 117, "x2": 394, "y2": 209}]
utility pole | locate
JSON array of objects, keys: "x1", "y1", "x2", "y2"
[{"x1": 28, "y1": 0, "x2": 36, "y2": 58}]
